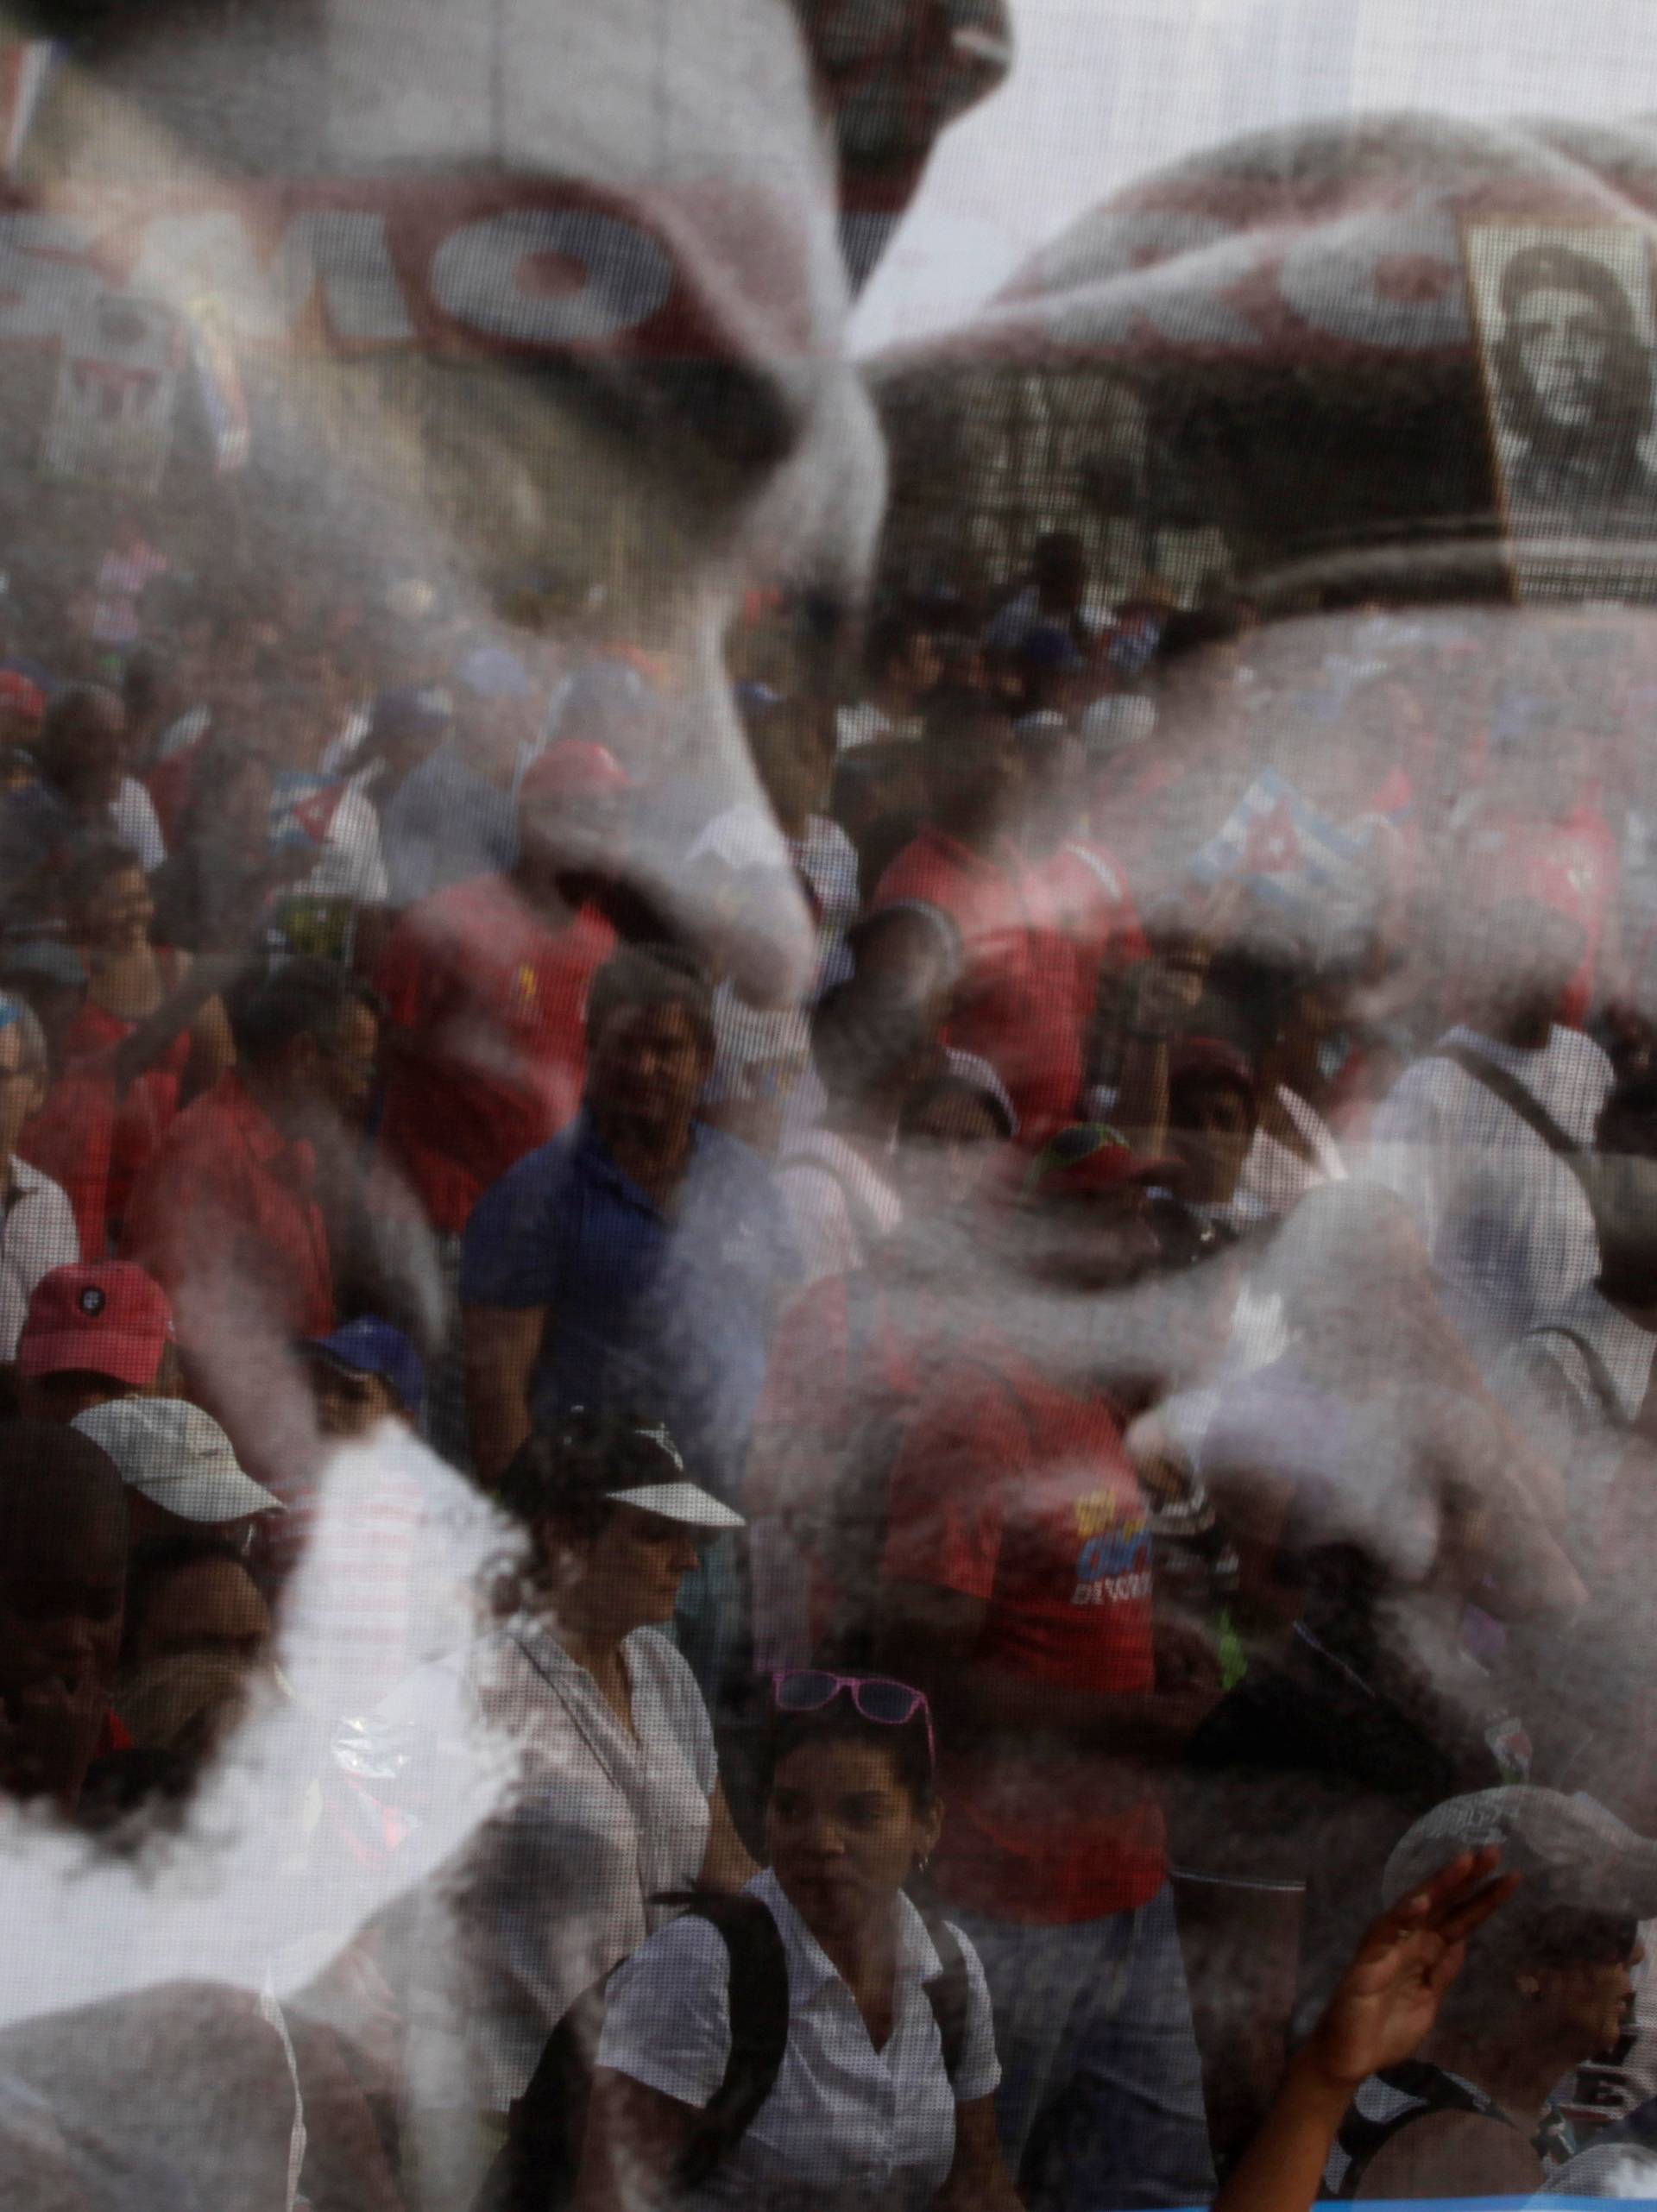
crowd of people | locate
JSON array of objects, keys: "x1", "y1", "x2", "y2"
[
  {"x1": 3, "y1": 507, "x2": 1657, "y2": 2212},
  {"x1": 10, "y1": 0, "x2": 1657, "y2": 2204}
]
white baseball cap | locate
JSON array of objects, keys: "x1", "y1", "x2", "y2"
[
  {"x1": 602, "y1": 1420, "x2": 743, "y2": 1529},
  {"x1": 72, "y1": 1399, "x2": 283, "y2": 1525},
  {"x1": 1383, "y1": 1787, "x2": 1657, "y2": 1920}
]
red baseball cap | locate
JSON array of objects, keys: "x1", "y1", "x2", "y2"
[
  {"x1": 18, "y1": 1263, "x2": 173, "y2": 1386},
  {"x1": 0, "y1": 671, "x2": 46, "y2": 725},
  {"x1": 520, "y1": 739, "x2": 633, "y2": 805}
]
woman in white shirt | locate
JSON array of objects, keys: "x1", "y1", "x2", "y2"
[
  {"x1": 394, "y1": 1408, "x2": 756, "y2": 2203},
  {"x1": 582, "y1": 1676, "x2": 1017, "y2": 2212}
]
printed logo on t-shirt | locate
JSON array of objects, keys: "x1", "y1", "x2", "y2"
[
  {"x1": 1070, "y1": 1490, "x2": 1150, "y2": 1606},
  {"x1": 512, "y1": 961, "x2": 539, "y2": 1018}
]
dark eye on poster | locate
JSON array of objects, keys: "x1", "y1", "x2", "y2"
[{"x1": 1465, "y1": 222, "x2": 1657, "y2": 600}]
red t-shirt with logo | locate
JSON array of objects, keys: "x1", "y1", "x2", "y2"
[
  {"x1": 872, "y1": 826, "x2": 1084, "y2": 1143},
  {"x1": 373, "y1": 873, "x2": 614, "y2": 1234},
  {"x1": 883, "y1": 1348, "x2": 1165, "y2": 1924}
]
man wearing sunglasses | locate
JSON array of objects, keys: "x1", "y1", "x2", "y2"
[{"x1": 878, "y1": 1125, "x2": 1221, "y2": 2212}]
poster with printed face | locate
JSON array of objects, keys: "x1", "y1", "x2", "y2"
[
  {"x1": 40, "y1": 288, "x2": 182, "y2": 495},
  {"x1": 1465, "y1": 223, "x2": 1657, "y2": 599}
]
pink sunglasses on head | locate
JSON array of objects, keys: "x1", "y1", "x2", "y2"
[{"x1": 770, "y1": 1669, "x2": 936, "y2": 1765}]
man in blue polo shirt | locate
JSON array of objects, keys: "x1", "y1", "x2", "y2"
[{"x1": 461, "y1": 945, "x2": 799, "y2": 1694}]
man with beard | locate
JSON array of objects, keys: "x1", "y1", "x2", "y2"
[{"x1": 1493, "y1": 240, "x2": 1657, "y2": 535}]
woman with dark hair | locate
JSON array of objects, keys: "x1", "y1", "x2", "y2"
[
  {"x1": 578, "y1": 1677, "x2": 1516, "y2": 2212},
  {"x1": 578, "y1": 1673, "x2": 1018, "y2": 2212},
  {"x1": 393, "y1": 1408, "x2": 756, "y2": 2203}
]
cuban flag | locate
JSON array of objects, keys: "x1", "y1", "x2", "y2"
[
  {"x1": 1188, "y1": 766, "x2": 1371, "y2": 914},
  {"x1": 0, "y1": 41, "x2": 59, "y2": 174},
  {"x1": 270, "y1": 771, "x2": 350, "y2": 853}
]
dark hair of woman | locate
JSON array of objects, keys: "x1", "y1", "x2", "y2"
[
  {"x1": 765, "y1": 1698, "x2": 937, "y2": 1816},
  {"x1": 497, "y1": 1405, "x2": 684, "y2": 1544}
]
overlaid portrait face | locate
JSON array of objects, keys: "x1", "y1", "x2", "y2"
[
  {"x1": 1457, "y1": 225, "x2": 1657, "y2": 589},
  {"x1": 1509, "y1": 276, "x2": 1624, "y2": 429},
  {"x1": 13, "y1": 13, "x2": 1657, "y2": 2212}
]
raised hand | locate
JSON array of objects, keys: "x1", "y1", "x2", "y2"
[
  {"x1": 1213, "y1": 1849, "x2": 1521, "y2": 2212},
  {"x1": 1299, "y1": 1847, "x2": 1519, "y2": 2091}
]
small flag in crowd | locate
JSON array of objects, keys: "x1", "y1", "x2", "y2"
[
  {"x1": 271, "y1": 772, "x2": 349, "y2": 852},
  {"x1": 1188, "y1": 766, "x2": 1370, "y2": 912}
]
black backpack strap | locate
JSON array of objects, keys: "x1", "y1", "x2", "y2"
[
  {"x1": 665, "y1": 1893, "x2": 793, "y2": 2195},
  {"x1": 916, "y1": 1906, "x2": 971, "y2": 2084},
  {"x1": 1328, "y1": 2061, "x2": 1514, "y2": 2199},
  {"x1": 1433, "y1": 1043, "x2": 1586, "y2": 1168}
]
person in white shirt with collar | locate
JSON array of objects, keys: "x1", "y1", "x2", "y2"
[
  {"x1": 0, "y1": 994, "x2": 79, "y2": 1362},
  {"x1": 1494, "y1": 1073, "x2": 1657, "y2": 1550},
  {"x1": 393, "y1": 1407, "x2": 755, "y2": 2208},
  {"x1": 588, "y1": 1674, "x2": 1015, "y2": 2212},
  {"x1": 1367, "y1": 897, "x2": 1613, "y2": 1359}
]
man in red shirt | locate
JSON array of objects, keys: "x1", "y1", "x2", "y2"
[
  {"x1": 879, "y1": 1125, "x2": 1219, "y2": 2212},
  {"x1": 871, "y1": 687, "x2": 1086, "y2": 1141},
  {"x1": 125, "y1": 959, "x2": 378, "y2": 1396},
  {"x1": 372, "y1": 739, "x2": 627, "y2": 1236}
]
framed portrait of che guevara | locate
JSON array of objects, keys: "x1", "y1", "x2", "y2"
[{"x1": 1464, "y1": 221, "x2": 1657, "y2": 600}]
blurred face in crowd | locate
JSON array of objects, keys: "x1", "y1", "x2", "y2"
[
  {"x1": 550, "y1": 1503, "x2": 702, "y2": 1640},
  {"x1": 129, "y1": 1557, "x2": 273, "y2": 1673},
  {"x1": 311, "y1": 1002, "x2": 380, "y2": 1129},
  {"x1": 1167, "y1": 1075, "x2": 1257, "y2": 1210},
  {"x1": 586, "y1": 1000, "x2": 712, "y2": 1155},
  {"x1": 765, "y1": 1735, "x2": 941, "y2": 1948},
  {"x1": 899, "y1": 1083, "x2": 1007, "y2": 1217},
  {"x1": 0, "y1": 1018, "x2": 48, "y2": 1164},
  {"x1": 44, "y1": 690, "x2": 128, "y2": 813},
  {"x1": 306, "y1": 1356, "x2": 403, "y2": 1442},
  {"x1": 0, "y1": 1477, "x2": 125, "y2": 1728},
  {"x1": 923, "y1": 709, "x2": 1023, "y2": 844},
  {"x1": 79, "y1": 863, "x2": 154, "y2": 956},
  {"x1": 222, "y1": 753, "x2": 277, "y2": 849},
  {"x1": 1515, "y1": 1921, "x2": 1644, "y2": 2063}
]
